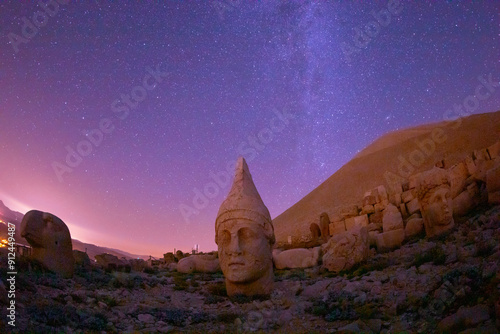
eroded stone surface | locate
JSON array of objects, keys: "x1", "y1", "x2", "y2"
[
  {"x1": 273, "y1": 247, "x2": 321, "y2": 270},
  {"x1": 416, "y1": 168, "x2": 455, "y2": 238},
  {"x1": 177, "y1": 254, "x2": 220, "y2": 274},
  {"x1": 321, "y1": 226, "x2": 369, "y2": 272},
  {"x1": 215, "y1": 157, "x2": 275, "y2": 297},
  {"x1": 20, "y1": 210, "x2": 74, "y2": 278}
]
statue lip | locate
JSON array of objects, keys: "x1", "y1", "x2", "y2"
[{"x1": 228, "y1": 261, "x2": 245, "y2": 267}]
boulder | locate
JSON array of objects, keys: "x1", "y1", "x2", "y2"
[
  {"x1": 95, "y1": 253, "x2": 129, "y2": 272},
  {"x1": 321, "y1": 226, "x2": 369, "y2": 272},
  {"x1": 163, "y1": 252, "x2": 176, "y2": 264},
  {"x1": 375, "y1": 229, "x2": 405, "y2": 252},
  {"x1": 382, "y1": 204, "x2": 403, "y2": 232},
  {"x1": 73, "y1": 250, "x2": 91, "y2": 269},
  {"x1": 406, "y1": 198, "x2": 421, "y2": 215},
  {"x1": 272, "y1": 247, "x2": 321, "y2": 269},
  {"x1": 405, "y1": 218, "x2": 424, "y2": 239},
  {"x1": 177, "y1": 254, "x2": 220, "y2": 273},
  {"x1": 20, "y1": 210, "x2": 74, "y2": 278}
]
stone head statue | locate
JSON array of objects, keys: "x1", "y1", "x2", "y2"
[
  {"x1": 21, "y1": 210, "x2": 74, "y2": 278},
  {"x1": 416, "y1": 168, "x2": 454, "y2": 238},
  {"x1": 215, "y1": 157, "x2": 275, "y2": 297}
]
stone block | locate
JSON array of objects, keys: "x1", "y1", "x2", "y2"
[
  {"x1": 400, "y1": 203, "x2": 408, "y2": 218},
  {"x1": 435, "y1": 160, "x2": 445, "y2": 168},
  {"x1": 474, "y1": 159, "x2": 495, "y2": 182},
  {"x1": 448, "y1": 162, "x2": 469, "y2": 199},
  {"x1": 453, "y1": 189, "x2": 478, "y2": 217},
  {"x1": 382, "y1": 204, "x2": 403, "y2": 232},
  {"x1": 405, "y1": 218, "x2": 424, "y2": 239},
  {"x1": 385, "y1": 173, "x2": 403, "y2": 195},
  {"x1": 377, "y1": 185, "x2": 388, "y2": 202},
  {"x1": 367, "y1": 223, "x2": 381, "y2": 232},
  {"x1": 374, "y1": 202, "x2": 386, "y2": 212},
  {"x1": 406, "y1": 198, "x2": 421, "y2": 215},
  {"x1": 339, "y1": 205, "x2": 359, "y2": 219},
  {"x1": 322, "y1": 226, "x2": 369, "y2": 272},
  {"x1": 369, "y1": 211, "x2": 383, "y2": 225},
  {"x1": 390, "y1": 193, "x2": 402, "y2": 207},
  {"x1": 375, "y1": 229, "x2": 405, "y2": 252},
  {"x1": 465, "y1": 155, "x2": 477, "y2": 175},
  {"x1": 486, "y1": 164, "x2": 500, "y2": 193},
  {"x1": 361, "y1": 205, "x2": 375, "y2": 215},
  {"x1": 345, "y1": 215, "x2": 368, "y2": 231},
  {"x1": 354, "y1": 214, "x2": 369, "y2": 228},
  {"x1": 474, "y1": 148, "x2": 491, "y2": 161},
  {"x1": 401, "y1": 189, "x2": 416, "y2": 203},
  {"x1": 487, "y1": 140, "x2": 500, "y2": 160},
  {"x1": 363, "y1": 195, "x2": 377, "y2": 206},
  {"x1": 408, "y1": 174, "x2": 419, "y2": 189},
  {"x1": 368, "y1": 231, "x2": 379, "y2": 247},
  {"x1": 329, "y1": 221, "x2": 346, "y2": 236}
]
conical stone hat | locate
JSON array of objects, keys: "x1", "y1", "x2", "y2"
[{"x1": 215, "y1": 157, "x2": 272, "y2": 237}]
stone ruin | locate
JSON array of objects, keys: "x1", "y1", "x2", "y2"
[{"x1": 281, "y1": 139, "x2": 500, "y2": 272}]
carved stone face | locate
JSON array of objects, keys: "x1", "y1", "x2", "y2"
[
  {"x1": 423, "y1": 187, "x2": 453, "y2": 225},
  {"x1": 420, "y1": 185, "x2": 455, "y2": 237},
  {"x1": 217, "y1": 219, "x2": 272, "y2": 285},
  {"x1": 21, "y1": 210, "x2": 74, "y2": 278}
]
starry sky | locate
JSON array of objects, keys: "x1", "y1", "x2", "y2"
[{"x1": 0, "y1": 1, "x2": 499, "y2": 257}]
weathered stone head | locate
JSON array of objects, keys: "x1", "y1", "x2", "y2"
[
  {"x1": 215, "y1": 157, "x2": 275, "y2": 297},
  {"x1": 21, "y1": 210, "x2": 74, "y2": 278},
  {"x1": 416, "y1": 168, "x2": 454, "y2": 238}
]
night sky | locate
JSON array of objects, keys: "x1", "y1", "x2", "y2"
[{"x1": 1, "y1": 1, "x2": 499, "y2": 257}]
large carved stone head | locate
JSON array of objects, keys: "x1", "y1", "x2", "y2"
[
  {"x1": 215, "y1": 157, "x2": 275, "y2": 297},
  {"x1": 416, "y1": 168, "x2": 455, "y2": 237},
  {"x1": 21, "y1": 210, "x2": 74, "y2": 278}
]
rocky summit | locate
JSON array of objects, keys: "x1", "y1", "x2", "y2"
[{"x1": 1, "y1": 204, "x2": 499, "y2": 333}]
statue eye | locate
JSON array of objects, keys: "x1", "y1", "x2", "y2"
[
  {"x1": 219, "y1": 230, "x2": 231, "y2": 245},
  {"x1": 239, "y1": 227, "x2": 257, "y2": 241}
]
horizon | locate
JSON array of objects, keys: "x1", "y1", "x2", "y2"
[{"x1": 1, "y1": 2, "x2": 499, "y2": 256}]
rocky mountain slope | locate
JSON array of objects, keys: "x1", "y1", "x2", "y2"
[{"x1": 1, "y1": 205, "x2": 498, "y2": 333}]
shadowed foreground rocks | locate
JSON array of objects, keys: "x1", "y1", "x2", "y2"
[{"x1": 0, "y1": 205, "x2": 499, "y2": 333}]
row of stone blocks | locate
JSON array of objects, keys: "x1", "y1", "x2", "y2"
[{"x1": 326, "y1": 139, "x2": 500, "y2": 253}]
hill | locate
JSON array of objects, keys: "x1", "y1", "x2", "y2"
[{"x1": 272, "y1": 110, "x2": 500, "y2": 246}]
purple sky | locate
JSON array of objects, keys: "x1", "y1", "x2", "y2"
[{"x1": 1, "y1": 1, "x2": 499, "y2": 257}]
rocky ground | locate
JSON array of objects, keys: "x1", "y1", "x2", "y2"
[{"x1": 1, "y1": 205, "x2": 500, "y2": 333}]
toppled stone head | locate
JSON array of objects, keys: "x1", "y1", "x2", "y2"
[
  {"x1": 416, "y1": 168, "x2": 455, "y2": 237},
  {"x1": 215, "y1": 157, "x2": 275, "y2": 297},
  {"x1": 21, "y1": 210, "x2": 74, "y2": 278}
]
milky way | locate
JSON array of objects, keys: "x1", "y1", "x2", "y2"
[{"x1": 0, "y1": 1, "x2": 498, "y2": 256}]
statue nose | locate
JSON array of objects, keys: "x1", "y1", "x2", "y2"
[{"x1": 227, "y1": 235, "x2": 242, "y2": 254}]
